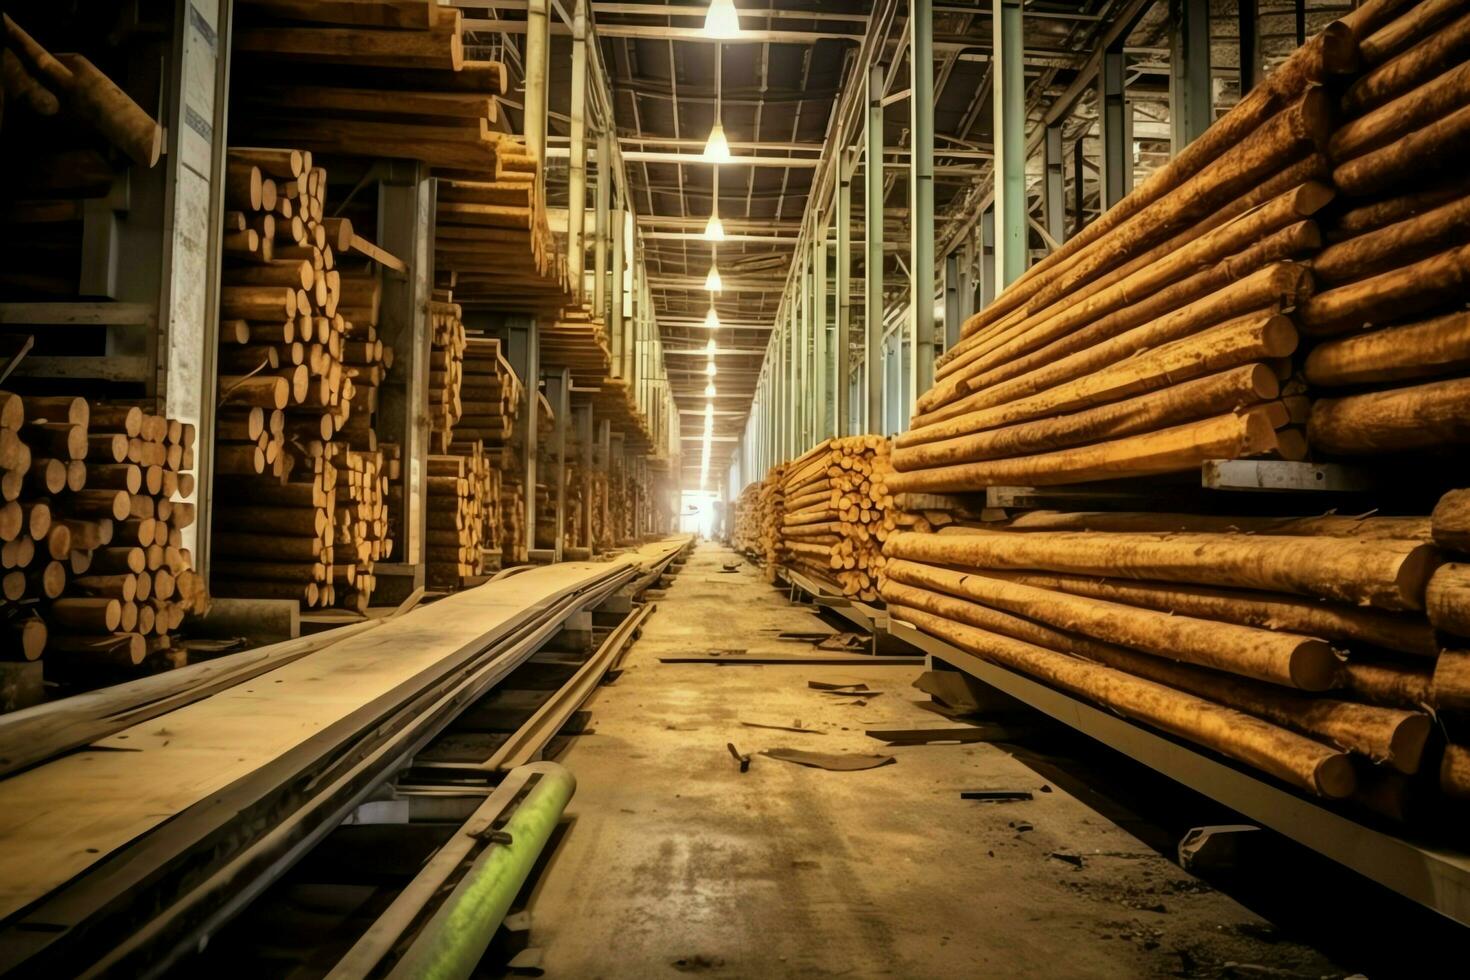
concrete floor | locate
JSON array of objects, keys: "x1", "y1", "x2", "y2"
[{"x1": 527, "y1": 541, "x2": 1342, "y2": 978}]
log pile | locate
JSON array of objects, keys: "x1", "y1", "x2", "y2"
[
  {"x1": 426, "y1": 451, "x2": 494, "y2": 589},
  {"x1": 757, "y1": 463, "x2": 786, "y2": 577},
  {"x1": 0, "y1": 14, "x2": 164, "y2": 297},
  {"x1": 455, "y1": 337, "x2": 521, "y2": 457},
  {"x1": 775, "y1": 437, "x2": 901, "y2": 602},
  {"x1": 1431, "y1": 490, "x2": 1470, "y2": 801},
  {"x1": 880, "y1": 498, "x2": 1470, "y2": 812},
  {"x1": 1, "y1": 395, "x2": 205, "y2": 682},
  {"x1": 888, "y1": 20, "x2": 1369, "y2": 492},
  {"x1": 429, "y1": 294, "x2": 466, "y2": 452},
  {"x1": 1303, "y1": 0, "x2": 1470, "y2": 456},
  {"x1": 211, "y1": 147, "x2": 396, "y2": 609},
  {"x1": 730, "y1": 481, "x2": 763, "y2": 556}
]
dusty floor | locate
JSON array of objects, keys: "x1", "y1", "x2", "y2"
[{"x1": 526, "y1": 541, "x2": 1343, "y2": 978}]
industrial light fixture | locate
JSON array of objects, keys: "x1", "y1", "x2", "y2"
[
  {"x1": 705, "y1": 361, "x2": 717, "y2": 377},
  {"x1": 703, "y1": 44, "x2": 732, "y2": 163},
  {"x1": 703, "y1": 0, "x2": 740, "y2": 38},
  {"x1": 705, "y1": 383, "x2": 717, "y2": 397},
  {"x1": 704, "y1": 306, "x2": 721, "y2": 329},
  {"x1": 704, "y1": 261, "x2": 723, "y2": 293},
  {"x1": 704, "y1": 170, "x2": 725, "y2": 241},
  {"x1": 705, "y1": 337, "x2": 717, "y2": 353}
]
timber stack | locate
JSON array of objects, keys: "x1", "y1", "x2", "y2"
[
  {"x1": 1302, "y1": 0, "x2": 1470, "y2": 457},
  {"x1": 879, "y1": 503, "x2": 1467, "y2": 812},
  {"x1": 426, "y1": 453, "x2": 483, "y2": 589},
  {"x1": 730, "y1": 481, "x2": 762, "y2": 557},
  {"x1": 210, "y1": 146, "x2": 396, "y2": 610},
  {"x1": 0, "y1": 12, "x2": 164, "y2": 297},
  {"x1": 429, "y1": 294, "x2": 466, "y2": 452},
  {"x1": 776, "y1": 437, "x2": 901, "y2": 602},
  {"x1": 1, "y1": 396, "x2": 205, "y2": 684},
  {"x1": 455, "y1": 337, "x2": 521, "y2": 457},
  {"x1": 888, "y1": 19, "x2": 1360, "y2": 492}
]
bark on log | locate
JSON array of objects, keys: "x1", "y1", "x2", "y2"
[
  {"x1": 885, "y1": 409, "x2": 1282, "y2": 493},
  {"x1": 1426, "y1": 562, "x2": 1470, "y2": 637},
  {"x1": 1310, "y1": 195, "x2": 1470, "y2": 287},
  {"x1": 1298, "y1": 242, "x2": 1470, "y2": 336},
  {"x1": 1432, "y1": 649, "x2": 1470, "y2": 711},
  {"x1": 1432, "y1": 488, "x2": 1470, "y2": 553},
  {"x1": 1308, "y1": 376, "x2": 1470, "y2": 454},
  {"x1": 1304, "y1": 311, "x2": 1470, "y2": 386},
  {"x1": 885, "y1": 558, "x2": 1340, "y2": 689},
  {"x1": 882, "y1": 528, "x2": 1438, "y2": 611},
  {"x1": 1332, "y1": 102, "x2": 1470, "y2": 197},
  {"x1": 887, "y1": 601, "x2": 1356, "y2": 798},
  {"x1": 985, "y1": 569, "x2": 1438, "y2": 657},
  {"x1": 1342, "y1": 10, "x2": 1470, "y2": 115}
]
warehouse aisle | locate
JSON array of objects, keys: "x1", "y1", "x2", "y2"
[{"x1": 524, "y1": 542, "x2": 1340, "y2": 978}]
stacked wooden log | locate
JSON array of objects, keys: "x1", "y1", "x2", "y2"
[
  {"x1": 500, "y1": 477, "x2": 527, "y2": 565},
  {"x1": 775, "y1": 437, "x2": 901, "y2": 602},
  {"x1": 731, "y1": 481, "x2": 763, "y2": 556},
  {"x1": 211, "y1": 147, "x2": 396, "y2": 609},
  {"x1": 455, "y1": 336, "x2": 520, "y2": 456},
  {"x1": 429, "y1": 294, "x2": 466, "y2": 452},
  {"x1": 1302, "y1": 0, "x2": 1470, "y2": 456},
  {"x1": 0, "y1": 15, "x2": 163, "y2": 294},
  {"x1": 889, "y1": 24, "x2": 1365, "y2": 492},
  {"x1": 880, "y1": 503, "x2": 1465, "y2": 810},
  {"x1": 0, "y1": 395, "x2": 204, "y2": 680},
  {"x1": 426, "y1": 454, "x2": 476, "y2": 589},
  {"x1": 1430, "y1": 491, "x2": 1470, "y2": 801},
  {"x1": 757, "y1": 463, "x2": 786, "y2": 577}
]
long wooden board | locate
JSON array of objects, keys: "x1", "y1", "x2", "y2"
[{"x1": 0, "y1": 539, "x2": 687, "y2": 922}]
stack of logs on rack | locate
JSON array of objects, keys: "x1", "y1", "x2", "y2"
[
  {"x1": 426, "y1": 447, "x2": 496, "y2": 589},
  {"x1": 774, "y1": 437, "x2": 904, "y2": 602},
  {"x1": 1302, "y1": 0, "x2": 1470, "y2": 457},
  {"x1": 1, "y1": 395, "x2": 205, "y2": 679},
  {"x1": 211, "y1": 147, "x2": 395, "y2": 610},
  {"x1": 429, "y1": 295, "x2": 466, "y2": 452},
  {"x1": 889, "y1": 24, "x2": 1356, "y2": 492},
  {"x1": 730, "y1": 481, "x2": 762, "y2": 557},
  {"x1": 881, "y1": 490, "x2": 1470, "y2": 813}
]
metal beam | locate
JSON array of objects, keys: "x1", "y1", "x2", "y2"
[
  {"x1": 1170, "y1": 0, "x2": 1212, "y2": 153},
  {"x1": 835, "y1": 148, "x2": 852, "y2": 438},
  {"x1": 909, "y1": 0, "x2": 936, "y2": 410},
  {"x1": 1042, "y1": 123, "x2": 1066, "y2": 247},
  {"x1": 1239, "y1": 0, "x2": 1260, "y2": 93},
  {"x1": 1098, "y1": 37, "x2": 1130, "y2": 211},
  {"x1": 567, "y1": 0, "x2": 588, "y2": 296},
  {"x1": 619, "y1": 150, "x2": 821, "y2": 167},
  {"x1": 993, "y1": 0, "x2": 1028, "y2": 288},
  {"x1": 865, "y1": 60, "x2": 885, "y2": 434},
  {"x1": 524, "y1": 0, "x2": 550, "y2": 207}
]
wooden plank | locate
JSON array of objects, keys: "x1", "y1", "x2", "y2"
[
  {"x1": 0, "y1": 539, "x2": 687, "y2": 921},
  {"x1": 349, "y1": 233, "x2": 408, "y2": 273},
  {"x1": 8, "y1": 355, "x2": 150, "y2": 382},
  {"x1": 0, "y1": 301, "x2": 155, "y2": 326}
]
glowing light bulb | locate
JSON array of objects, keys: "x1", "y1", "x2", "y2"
[
  {"x1": 705, "y1": 337, "x2": 716, "y2": 353},
  {"x1": 705, "y1": 361, "x2": 717, "y2": 377},
  {"x1": 703, "y1": 213, "x2": 725, "y2": 241},
  {"x1": 704, "y1": 307, "x2": 721, "y2": 329},
  {"x1": 703, "y1": 0, "x2": 740, "y2": 39},
  {"x1": 703, "y1": 121, "x2": 731, "y2": 163},
  {"x1": 705, "y1": 383, "x2": 717, "y2": 398},
  {"x1": 705, "y1": 263, "x2": 723, "y2": 292}
]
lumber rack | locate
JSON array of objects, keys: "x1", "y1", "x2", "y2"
[
  {"x1": 0, "y1": 537, "x2": 693, "y2": 977},
  {"x1": 885, "y1": 617, "x2": 1470, "y2": 931}
]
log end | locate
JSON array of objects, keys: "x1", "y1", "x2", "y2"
[
  {"x1": 1314, "y1": 752, "x2": 1358, "y2": 799},
  {"x1": 1393, "y1": 544, "x2": 1442, "y2": 612},
  {"x1": 1291, "y1": 640, "x2": 1343, "y2": 692},
  {"x1": 1318, "y1": 20, "x2": 1362, "y2": 75},
  {"x1": 1389, "y1": 712, "x2": 1433, "y2": 776}
]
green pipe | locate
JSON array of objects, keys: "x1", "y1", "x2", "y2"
[{"x1": 388, "y1": 763, "x2": 577, "y2": 980}]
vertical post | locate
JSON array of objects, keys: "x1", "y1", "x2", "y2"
[
  {"x1": 594, "y1": 132, "x2": 610, "y2": 320},
  {"x1": 613, "y1": 206, "x2": 629, "y2": 377},
  {"x1": 576, "y1": 400, "x2": 594, "y2": 550},
  {"x1": 979, "y1": 207, "x2": 996, "y2": 309},
  {"x1": 1171, "y1": 0, "x2": 1212, "y2": 153},
  {"x1": 864, "y1": 61, "x2": 884, "y2": 435},
  {"x1": 1098, "y1": 37, "x2": 1129, "y2": 210},
  {"x1": 1043, "y1": 123, "x2": 1066, "y2": 248},
  {"x1": 943, "y1": 252, "x2": 961, "y2": 351},
  {"x1": 813, "y1": 237, "x2": 828, "y2": 438},
  {"x1": 1072, "y1": 135, "x2": 1086, "y2": 233},
  {"x1": 909, "y1": 0, "x2": 936, "y2": 404},
  {"x1": 568, "y1": 0, "x2": 588, "y2": 296},
  {"x1": 525, "y1": 0, "x2": 551, "y2": 206},
  {"x1": 797, "y1": 275, "x2": 809, "y2": 450},
  {"x1": 992, "y1": 0, "x2": 1028, "y2": 288},
  {"x1": 1294, "y1": 0, "x2": 1306, "y2": 45},
  {"x1": 1238, "y1": 0, "x2": 1260, "y2": 94},
  {"x1": 507, "y1": 319, "x2": 539, "y2": 559},
  {"x1": 835, "y1": 149, "x2": 851, "y2": 438}
]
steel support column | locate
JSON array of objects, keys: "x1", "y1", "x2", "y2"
[
  {"x1": 1170, "y1": 0, "x2": 1212, "y2": 152},
  {"x1": 1098, "y1": 38, "x2": 1130, "y2": 211},
  {"x1": 568, "y1": 0, "x2": 588, "y2": 295},
  {"x1": 909, "y1": 0, "x2": 937, "y2": 403},
  {"x1": 943, "y1": 252, "x2": 961, "y2": 351},
  {"x1": 525, "y1": 0, "x2": 551, "y2": 203},
  {"x1": 979, "y1": 207, "x2": 996, "y2": 309},
  {"x1": 1239, "y1": 0, "x2": 1260, "y2": 94},
  {"x1": 610, "y1": 205, "x2": 625, "y2": 377},
  {"x1": 835, "y1": 149, "x2": 852, "y2": 438},
  {"x1": 814, "y1": 238, "x2": 829, "y2": 438},
  {"x1": 993, "y1": 0, "x2": 1028, "y2": 288},
  {"x1": 864, "y1": 62, "x2": 885, "y2": 434},
  {"x1": 1043, "y1": 123, "x2": 1066, "y2": 248},
  {"x1": 506, "y1": 320, "x2": 539, "y2": 559},
  {"x1": 593, "y1": 131, "x2": 610, "y2": 319}
]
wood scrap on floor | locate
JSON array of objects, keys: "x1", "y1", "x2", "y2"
[
  {"x1": 725, "y1": 742, "x2": 750, "y2": 773},
  {"x1": 741, "y1": 720, "x2": 825, "y2": 735},
  {"x1": 760, "y1": 748, "x2": 896, "y2": 771}
]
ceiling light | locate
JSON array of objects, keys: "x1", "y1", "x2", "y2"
[
  {"x1": 704, "y1": 262, "x2": 723, "y2": 292},
  {"x1": 705, "y1": 383, "x2": 717, "y2": 397},
  {"x1": 705, "y1": 361, "x2": 717, "y2": 377},
  {"x1": 703, "y1": 0, "x2": 740, "y2": 39},
  {"x1": 704, "y1": 307, "x2": 721, "y2": 329},
  {"x1": 705, "y1": 402, "x2": 715, "y2": 415},
  {"x1": 703, "y1": 121, "x2": 731, "y2": 163},
  {"x1": 704, "y1": 213, "x2": 725, "y2": 241},
  {"x1": 705, "y1": 337, "x2": 716, "y2": 353}
]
